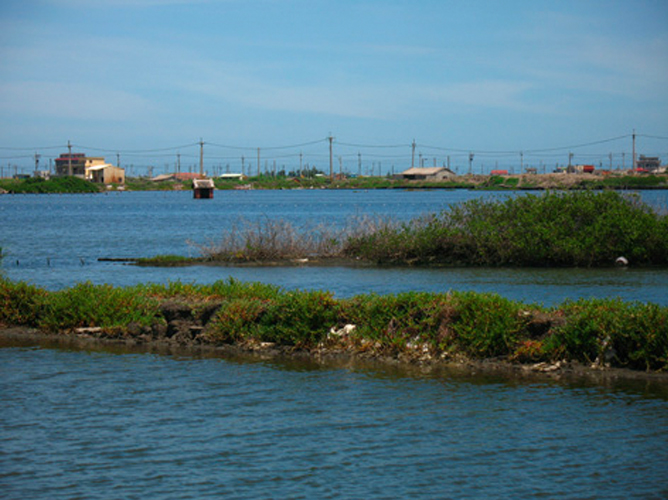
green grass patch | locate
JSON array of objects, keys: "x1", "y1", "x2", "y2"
[
  {"x1": 135, "y1": 255, "x2": 198, "y2": 266},
  {"x1": 2, "y1": 277, "x2": 666, "y2": 371}
]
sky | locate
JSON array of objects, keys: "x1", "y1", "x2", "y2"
[{"x1": 1, "y1": 0, "x2": 667, "y2": 175}]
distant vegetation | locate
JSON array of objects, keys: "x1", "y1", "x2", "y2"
[
  {"x1": 180, "y1": 191, "x2": 668, "y2": 267},
  {"x1": 2, "y1": 172, "x2": 667, "y2": 193},
  {"x1": 1, "y1": 277, "x2": 666, "y2": 371},
  {"x1": 0, "y1": 176, "x2": 100, "y2": 194}
]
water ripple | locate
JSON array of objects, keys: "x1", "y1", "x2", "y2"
[{"x1": 1, "y1": 346, "x2": 668, "y2": 499}]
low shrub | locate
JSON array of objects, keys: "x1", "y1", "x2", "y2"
[
  {"x1": 0, "y1": 278, "x2": 47, "y2": 326},
  {"x1": 343, "y1": 190, "x2": 668, "y2": 267},
  {"x1": 544, "y1": 298, "x2": 668, "y2": 371}
]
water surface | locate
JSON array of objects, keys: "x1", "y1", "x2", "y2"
[
  {"x1": 2, "y1": 189, "x2": 667, "y2": 305},
  {"x1": 2, "y1": 343, "x2": 667, "y2": 499}
]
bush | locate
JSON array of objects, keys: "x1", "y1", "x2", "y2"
[
  {"x1": 344, "y1": 191, "x2": 668, "y2": 267},
  {"x1": 544, "y1": 298, "x2": 668, "y2": 370},
  {"x1": 257, "y1": 290, "x2": 341, "y2": 346},
  {"x1": 0, "y1": 278, "x2": 47, "y2": 326}
]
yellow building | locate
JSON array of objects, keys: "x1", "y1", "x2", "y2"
[{"x1": 86, "y1": 164, "x2": 125, "y2": 184}]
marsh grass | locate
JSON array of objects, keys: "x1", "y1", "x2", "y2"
[
  {"x1": 1, "y1": 277, "x2": 667, "y2": 370},
  {"x1": 195, "y1": 216, "x2": 396, "y2": 262}
]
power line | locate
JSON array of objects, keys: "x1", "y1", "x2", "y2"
[
  {"x1": 336, "y1": 140, "x2": 410, "y2": 148},
  {"x1": 73, "y1": 143, "x2": 200, "y2": 153},
  {"x1": 638, "y1": 134, "x2": 668, "y2": 140},
  {"x1": 207, "y1": 138, "x2": 328, "y2": 151}
]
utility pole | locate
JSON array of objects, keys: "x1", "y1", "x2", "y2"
[
  {"x1": 358, "y1": 152, "x2": 362, "y2": 177},
  {"x1": 632, "y1": 129, "x2": 637, "y2": 172},
  {"x1": 67, "y1": 140, "x2": 73, "y2": 176},
  {"x1": 257, "y1": 148, "x2": 261, "y2": 177},
  {"x1": 411, "y1": 140, "x2": 416, "y2": 169},
  {"x1": 609, "y1": 153, "x2": 613, "y2": 170},
  {"x1": 328, "y1": 135, "x2": 334, "y2": 181},
  {"x1": 34, "y1": 153, "x2": 40, "y2": 177},
  {"x1": 241, "y1": 156, "x2": 245, "y2": 177},
  {"x1": 177, "y1": 153, "x2": 181, "y2": 174},
  {"x1": 299, "y1": 152, "x2": 303, "y2": 176},
  {"x1": 199, "y1": 139, "x2": 204, "y2": 177},
  {"x1": 520, "y1": 151, "x2": 524, "y2": 173},
  {"x1": 338, "y1": 156, "x2": 343, "y2": 177},
  {"x1": 621, "y1": 152, "x2": 625, "y2": 170},
  {"x1": 116, "y1": 153, "x2": 120, "y2": 169},
  {"x1": 468, "y1": 153, "x2": 474, "y2": 175},
  {"x1": 568, "y1": 152, "x2": 573, "y2": 169}
]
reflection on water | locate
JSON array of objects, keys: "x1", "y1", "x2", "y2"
[{"x1": 1, "y1": 341, "x2": 667, "y2": 499}]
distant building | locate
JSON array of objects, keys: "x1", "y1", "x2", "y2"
[
  {"x1": 54, "y1": 152, "x2": 124, "y2": 183},
  {"x1": 636, "y1": 155, "x2": 661, "y2": 173},
  {"x1": 86, "y1": 164, "x2": 125, "y2": 184},
  {"x1": 55, "y1": 153, "x2": 106, "y2": 177},
  {"x1": 567, "y1": 165, "x2": 595, "y2": 174},
  {"x1": 151, "y1": 172, "x2": 205, "y2": 182},
  {"x1": 490, "y1": 169, "x2": 509, "y2": 175},
  {"x1": 396, "y1": 167, "x2": 455, "y2": 181},
  {"x1": 193, "y1": 178, "x2": 215, "y2": 199},
  {"x1": 219, "y1": 173, "x2": 246, "y2": 180}
]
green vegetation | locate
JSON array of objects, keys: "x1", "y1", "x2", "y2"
[
  {"x1": 187, "y1": 191, "x2": 667, "y2": 267},
  {"x1": 343, "y1": 191, "x2": 668, "y2": 267},
  {"x1": 0, "y1": 176, "x2": 100, "y2": 194},
  {"x1": 1, "y1": 277, "x2": 666, "y2": 371},
  {"x1": 483, "y1": 175, "x2": 520, "y2": 189},
  {"x1": 599, "y1": 175, "x2": 667, "y2": 189},
  {"x1": 135, "y1": 254, "x2": 197, "y2": 266},
  {"x1": 124, "y1": 178, "x2": 187, "y2": 191}
]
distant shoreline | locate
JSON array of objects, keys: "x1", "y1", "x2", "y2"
[{"x1": 1, "y1": 172, "x2": 667, "y2": 194}]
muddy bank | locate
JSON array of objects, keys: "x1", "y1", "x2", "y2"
[{"x1": 3, "y1": 323, "x2": 667, "y2": 390}]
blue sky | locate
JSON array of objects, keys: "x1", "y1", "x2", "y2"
[{"x1": 1, "y1": 0, "x2": 667, "y2": 175}]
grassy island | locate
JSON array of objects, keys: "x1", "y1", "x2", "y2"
[
  {"x1": 1, "y1": 278, "x2": 667, "y2": 372},
  {"x1": 138, "y1": 191, "x2": 668, "y2": 268}
]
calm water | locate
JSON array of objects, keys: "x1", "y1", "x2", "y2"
[
  {"x1": 2, "y1": 189, "x2": 668, "y2": 499},
  {"x1": 2, "y1": 342, "x2": 668, "y2": 500},
  {"x1": 1, "y1": 189, "x2": 667, "y2": 305}
]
